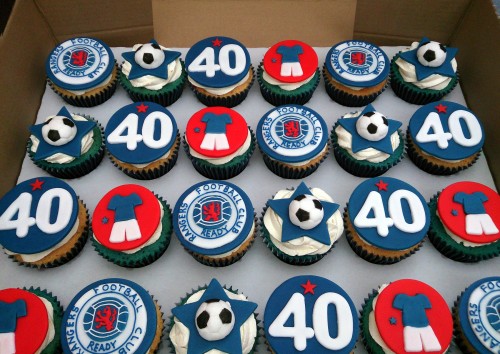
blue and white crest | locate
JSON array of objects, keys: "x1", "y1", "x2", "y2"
[{"x1": 83, "y1": 297, "x2": 129, "y2": 342}]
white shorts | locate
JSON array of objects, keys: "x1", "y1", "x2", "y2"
[
  {"x1": 200, "y1": 133, "x2": 230, "y2": 151},
  {"x1": 403, "y1": 325, "x2": 441, "y2": 352},
  {"x1": 280, "y1": 62, "x2": 303, "y2": 77},
  {"x1": 0, "y1": 333, "x2": 16, "y2": 354},
  {"x1": 466, "y1": 214, "x2": 499, "y2": 235},
  {"x1": 109, "y1": 219, "x2": 142, "y2": 243}
]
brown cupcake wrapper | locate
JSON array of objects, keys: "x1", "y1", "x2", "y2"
[{"x1": 260, "y1": 146, "x2": 329, "y2": 179}]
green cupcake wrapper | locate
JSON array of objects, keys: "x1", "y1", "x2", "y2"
[
  {"x1": 109, "y1": 132, "x2": 180, "y2": 180},
  {"x1": 91, "y1": 197, "x2": 172, "y2": 268},
  {"x1": 331, "y1": 123, "x2": 405, "y2": 177},
  {"x1": 183, "y1": 128, "x2": 256, "y2": 180},
  {"x1": 428, "y1": 194, "x2": 500, "y2": 262},
  {"x1": 390, "y1": 53, "x2": 459, "y2": 105},
  {"x1": 360, "y1": 289, "x2": 387, "y2": 354},
  {"x1": 257, "y1": 62, "x2": 320, "y2": 106},
  {"x1": 27, "y1": 115, "x2": 105, "y2": 179},
  {"x1": 119, "y1": 60, "x2": 187, "y2": 107}
]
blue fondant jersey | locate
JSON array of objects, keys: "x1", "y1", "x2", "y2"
[
  {"x1": 392, "y1": 294, "x2": 432, "y2": 328},
  {"x1": 202, "y1": 113, "x2": 232, "y2": 134},
  {"x1": 453, "y1": 192, "x2": 488, "y2": 215},
  {"x1": 0, "y1": 300, "x2": 26, "y2": 333},
  {"x1": 277, "y1": 45, "x2": 304, "y2": 63},
  {"x1": 107, "y1": 193, "x2": 142, "y2": 222}
]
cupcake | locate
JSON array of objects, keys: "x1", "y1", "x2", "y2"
[
  {"x1": 428, "y1": 181, "x2": 500, "y2": 262},
  {"x1": 0, "y1": 287, "x2": 63, "y2": 353},
  {"x1": 261, "y1": 181, "x2": 343, "y2": 265},
  {"x1": 169, "y1": 278, "x2": 258, "y2": 354},
  {"x1": 345, "y1": 177, "x2": 430, "y2": 264},
  {"x1": 323, "y1": 40, "x2": 390, "y2": 106},
  {"x1": 264, "y1": 275, "x2": 359, "y2": 353},
  {"x1": 185, "y1": 36, "x2": 254, "y2": 107},
  {"x1": 360, "y1": 279, "x2": 453, "y2": 354},
  {"x1": 61, "y1": 278, "x2": 163, "y2": 353},
  {"x1": 184, "y1": 106, "x2": 255, "y2": 180},
  {"x1": 0, "y1": 177, "x2": 89, "y2": 268},
  {"x1": 120, "y1": 39, "x2": 186, "y2": 106},
  {"x1": 45, "y1": 37, "x2": 118, "y2": 107},
  {"x1": 91, "y1": 184, "x2": 172, "y2": 268},
  {"x1": 453, "y1": 277, "x2": 500, "y2": 354},
  {"x1": 256, "y1": 105, "x2": 329, "y2": 179},
  {"x1": 257, "y1": 40, "x2": 320, "y2": 106},
  {"x1": 390, "y1": 37, "x2": 458, "y2": 104},
  {"x1": 172, "y1": 180, "x2": 255, "y2": 266},
  {"x1": 27, "y1": 106, "x2": 105, "y2": 179},
  {"x1": 331, "y1": 104, "x2": 404, "y2": 177},
  {"x1": 407, "y1": 101, "x2": 484, "y2": 175},
  {"x1": 105, "y1": 102, "x2": 180, "y2": 179}
]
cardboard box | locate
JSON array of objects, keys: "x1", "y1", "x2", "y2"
[{"x1": 0, "y1": 0, "x2": 498, "y2": 197}]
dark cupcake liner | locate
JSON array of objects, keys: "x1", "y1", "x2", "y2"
[
  {"x1": 390, "y1": 53, "x2": 459, "y2": 105},
  {"x1": 47, "y1": 62, "x2": 119, "y2": 107},
  {"x1": 183, "y1": 128, "x2": 256, "y2": 180},
  {"x1": 360, "y1": 289, "x2": 386, "y2": 354},
  {"x1": 331, "y1": 123, "x2": 405, "y2": 177},
  {"x1": 452, "y1": 293, "x2": 478, "y2": 354},
  {"x1": 322, "y1": 66, "x2": 389, "y2": 107},
  {"x1": 149, "y1": 295, "x2": 166, "y2": 354},
  {"x1": 257, "y1": 63, "x2": 320, "y2": 106},
  {"x1": 109, "y1": 133, "x2": 180, "y2": 180},
  {"x1": 91, "y1": 197, "x2": 172, "y2": 268},
  {"x1": 428, "y1": 194, "x2": 500, "y2": 263},
  {"x1": 406, "y1": 128, "x2": 480, "y2": 175},
  {"x1": 189, "y1": 66, "x2": 255, "y2": 108},
  {"x1": 119, "y1": 60, "x2": 187, "y2": 106}
]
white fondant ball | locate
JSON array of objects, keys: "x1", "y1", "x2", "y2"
[
  {"x1": 134, "y1": 43, "x2": 165, "y2": 69},
  {"x1": 288, "y1": 194, "x2": 324, "y2": 230},
  {"x1": 195, "y1": 299, "x2": 235, "y2": 341},
  {"x1": 356, "y1": 111, "x2": 389, "y2": 142},
  {"x1": 417, "y1": 41, "x2": 447, "y2": 67},
  {"x1": 41, "y1": 115, "x2": 77, "y2": 146}
]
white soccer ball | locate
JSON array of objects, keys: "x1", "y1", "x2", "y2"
[
  {"x1": 355, "y1": 111, "x2": 389, "y2": 141},
  {"x1": 288, "y1": 194, "x2": 324, "y2": 230},
  {"x1": 195, "y1": 299, "x2": 235, "y2": 341},
  {"x1": 41, "y1": 115, "x2": 77, "y2": 146},
  {"x1": 417, "y1": 41, "x2": 447, "y2": 67},
  {"x1": 134, "y1": 42, "x2": 165, "y2": 69}
]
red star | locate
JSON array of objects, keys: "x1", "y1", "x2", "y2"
[
  {"x1": 301, "y1": 280, "x2": 317, "y2": 295},
  {"x1": 435, "y1": 104, "x2": 447, "y2": 113},
  {"x1": 212, "y1": 38, "x2": 223, "y2": 47},
  {"x1": 375, "y1": 180, "x2": 388, "y2": 191},
  {"x1": 30, "y1": 178, "x2": 44, "y2": 191},
  {"x1": 136, "y1": 103, "x2": 149, "y2": 113}
]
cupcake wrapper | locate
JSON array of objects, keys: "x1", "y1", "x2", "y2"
[
  {"x1": 390, "y1": 53, "x2": 459, "y2": 105},
  {"x1": 109, "y1": 133, "x2": 180, "y2": 180},
  {"x1": 183, "y1": 128, "x2": 256, "y2": 180},
  {"x1": 360, "y1": 289, "x2": 385, "y2": 354},
  {"x1": 150, "y1": 296, "x2": 166, "y2": 354},
  {"x1": 428, "y1": 194, "x2": 500, "y2": 262},
  {"x1": 119, "y1": 61, "x2": 187, "y2": 107},
  {"x1": 91, "y1": 197, "x2": 172, "y2": 268},
  {"x1": 452, "y1": 294, "x2": 477, "y2": 354},
  {"x1": 331, "y1": 124, "x2": 405, "y2": 177},
  {"x1": 257, "y1": 63, "x2": 320, "y2": 106},
  {"x1": 189, "y1": 66, "x2": 255, "y2": 108},
  {"x1": 323, "y1": 66, "x2": 389, "y2": 107},
  {"x1": 47, "y1": 62, "x2": 119, "y2": 107}
]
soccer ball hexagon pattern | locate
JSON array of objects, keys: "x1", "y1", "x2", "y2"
[
  {"x1": 288, "y1": 194, "x2": 324, "y2": 230},
  {"x1": 134, "y1": 42, "x2": 165, "y2": 69},
  {"x1": 417, "y1": 41, "x2": 447, "y2": 67},
  {"x1": 195, "y1": 299, "x2": 235, "y2": 341},
  {"x1": 41, "y1": 115, "x2": 77, "y2": 146},
  {"x1": 355, "y1": 111, "x2": 389, "y2": 141}
]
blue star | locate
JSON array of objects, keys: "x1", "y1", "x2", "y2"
[
  {"x1": 337, "y1": 104, "x2": 402, "y2": 154},
  {"x1": 267, "y1": 182, "x2": 339, "y2": 245},
  {"x1": 29, "y1": 107, "x2": 95, "y2": 161},
  {"x1": 171, "y1": 279, "x2": 257, "y2": 354},
  {"x1": 122, "y1": 39, "x2": 181, "y2": 80},
  {"x1": 451, "y1": 209, "x2": 458, "y2": 216},
  {"x1": 399, "y1": 37, "x2": 458, "y2": 81},
  {"x1": 389, "y1": 317, "x2": 397, "y2": 325},
  {"x1": 102, "y1": 217, "x2": 109, "y2": 224}
]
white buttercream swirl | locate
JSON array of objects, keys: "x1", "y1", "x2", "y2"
[
  {"x1": 189, "y1": 71, "x2": 251, "y2": 95},
  {"x1": 169, "y1": 289, "x2": 257, "y2": 354},
  {"x1": 263, "y1": 188, "x2": 344, "y2": 256},
  {"x1": 262, "y1": 67, "x2": 315, "y2": 91},
  {"x1": 36, "y1": 297, "x2": 56, "y2": 354}
]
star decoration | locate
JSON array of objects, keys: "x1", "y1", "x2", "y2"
[
  {"x1": 212, "y1": 38, "x2": 223, "y2": 47},
  {"x1": 122, "y1": 39, "x2": 181, "y2": 80},
  {"x1": 389, "y1": 317, "x2": 397, "y2": 325},
  {"x1": 30, "y1": 178, "x2": 44, "y2": 191},
  {"x1": 451, "y1": 209, "x2": 458, "y2": 216},
  {"x1": 194, "y1": 127, "x2": 201, "y2": 133},
  {"x1": 171, "y1": 279, "x2": 257, "y2": 354},
  {"x1": 399, "y1": 37, "x2": 458, "y2": 81},
  {"x1": 29, "y1": 107, "x2": 96, "y2": 161},
  {"x1": 435, "y1": 103, "x2": 447, "y2": 114},
  {"x1": 375, "y1": 180, "x2": 389, "y2": 192},
  {"x1": 337, "y1": 104, "x2": 402, "y2": 154},
  {"x1": 301, "y1": 280, "x2": 317, "y2": 295},
  {"x1": 136, "y1": 103, "x2": 149, "y2": 113},
  {"x1": 267, "y1": 182, "x2": 340, "y2": 245},
  {"x1": 102, "y1": 217, "x2": 109, "y2": 224}
]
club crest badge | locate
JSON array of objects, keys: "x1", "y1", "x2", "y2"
[
  {"x1": 193, "y1": 196, "x2": 232, "y2": 230},
  {"x1": 83, "y1": 297, "x2": 129, "y2": 342}
]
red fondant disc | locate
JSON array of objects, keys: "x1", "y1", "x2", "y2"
[
  {"x1": 92, "y1": 184, "x2": 161, "y2": 251},
  {"x1": 374, "y1": 279, "x2": 453, "y2": 354},
  {"x1": 263, "y1": 40, "x2": 318, "y2": 83},
  {"x1": 0, "y1": 289, "x2": 49, "y2": 353},
  {"x1": 185, "y1": 107, "x2": 249, "y2": 158},
  {"x1": 437, "y1": 181, "x2": 500, "y2": 244}
]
